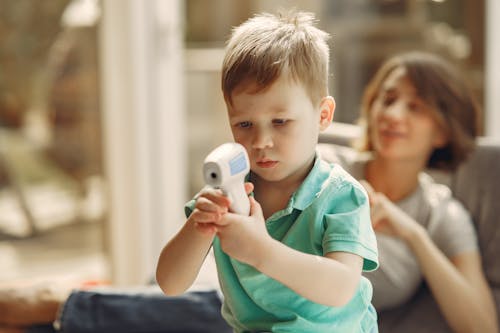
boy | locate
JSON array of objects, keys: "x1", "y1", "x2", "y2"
[{"x1": 156, "y1": 11, "x2": 378, "y2": 332}]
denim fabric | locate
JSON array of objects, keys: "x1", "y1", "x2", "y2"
[
  {"x1": 26, "y1": 325, "x2": 55, "y2": 333},
  {"x1": 55, "y1": 288, "x2": 231, "y2": 333}
]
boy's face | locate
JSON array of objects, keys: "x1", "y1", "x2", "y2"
[{"x1": 227, "y1": 75, "x2": 334, "y2": 185}]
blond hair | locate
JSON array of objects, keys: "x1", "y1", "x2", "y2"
[{"x1": 221, "y1": 11, "x2": 330, "y2": 107}]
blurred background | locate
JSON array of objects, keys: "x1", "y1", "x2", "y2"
[{"x1": 0, "y1": 0, "x2": 498, "y2": 286}]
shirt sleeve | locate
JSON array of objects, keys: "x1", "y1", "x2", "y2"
[
  {"x1": 184, "y1": 198, "x2": 196, "y2": 218},
  {"x1": 321, "y1": 181, "x2": 379, "y2": 271}
]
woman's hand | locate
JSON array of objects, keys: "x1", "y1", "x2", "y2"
[{"x1": 359, "y1": 180, "x2": 421, "y2": 241}]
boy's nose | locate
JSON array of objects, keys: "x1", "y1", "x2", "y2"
[{"x1": 251, "y1": 128, "x2": 273, "y2": 149}]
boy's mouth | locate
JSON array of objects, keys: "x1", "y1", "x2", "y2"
[{"x1": 256, "y1": 159, "x2": 278, "y2": 168}]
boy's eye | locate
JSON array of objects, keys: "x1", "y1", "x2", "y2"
[
  {"x1": 272, "y1": 119, "x2": 288, "y2": 126},
  {"x1": 237, "y1": 121, "x2": 252, "y2": 128}
]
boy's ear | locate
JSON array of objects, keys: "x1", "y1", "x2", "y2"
[{"x1": 319, "y1": 96, "x2": 335, "y2": 130}]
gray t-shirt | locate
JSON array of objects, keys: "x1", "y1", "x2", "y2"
[{"x1": 318, "y1": 144, "x2": 478, "y2": 310}]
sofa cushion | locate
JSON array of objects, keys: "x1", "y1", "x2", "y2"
[
  {"x1": 451, "y1": 138, "x2": 500, "y2": 287},
  {"x1": 378, "y1": 285, "x2": 452, "y2": 333}
]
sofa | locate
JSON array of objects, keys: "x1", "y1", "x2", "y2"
[{"x1": 318, "y1": 124, "x2": 500, "y2": 332}]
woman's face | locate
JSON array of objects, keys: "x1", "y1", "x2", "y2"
[{"x1": 369, "y1": 66, "x2": 448, "y2": 164}]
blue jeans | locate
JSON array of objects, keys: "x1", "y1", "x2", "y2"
[{"x1": 27, "y1": 288, "x2": 231, "y2": 333}]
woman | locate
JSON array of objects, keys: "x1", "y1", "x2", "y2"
[{"x1": 321, "y1": 51, "x2": 498, "y2": 333}]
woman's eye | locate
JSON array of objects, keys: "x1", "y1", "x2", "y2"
[
  {"x1": 237, "y1": 121, "x2": 252, "y2": 128},
  {"x1": 408, "y1": 102, "x2": 421, "y2": 112},
  {"x1": 382, "y1": 96, "x2": 395, "y2": 106},
  {"x1": 272, "y1": 119, "x2": 288, "y2": 126}
]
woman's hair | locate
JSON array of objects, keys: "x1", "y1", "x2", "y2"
[
  {"x1": 221, "y1": 10, "x2": 330, "y2": 107},
  {"x1": 357, "y1": 51, "x2": 480, "y2": 170}
]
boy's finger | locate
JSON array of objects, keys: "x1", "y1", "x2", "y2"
[
  {"x1": 198, "y1": 190, "x2": 231, "y2": 208},
  {"x1": 192, "y1": 209, "x2": 221, "y2": 223},
  {"x1": 244, "y1": 182, "x2": 254, "y2": 195},
  {"x1": 214, "y1": 213, "x2": 235, "y2": 226},
  {"x1": 249, "y1": 197, "x2": 264, "y2": 220},
  {"x1": 195, "y1": 197, "x2": 228, "y2": 214},
  {"x1": 195, "y1": 222, "x2": 218, "y2": 235},
  {"x1": 195, "y1": 197, "x2": 218, "y2": 212}
]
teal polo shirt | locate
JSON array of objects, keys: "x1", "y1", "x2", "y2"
[{"x1": 185, "y1": 155, "x2": 379, "y2": 332}]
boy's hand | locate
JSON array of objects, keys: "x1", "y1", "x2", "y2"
[
  {"x1": 191, "y1": 188, "x2": 231, "y2": 235},
  {"x1": 215, "y1": 196, "x2": 272, "y2": 266},
  {"x1": 360, "y1": 180, "x2": 420, "y2": 241},
  {"x1": 192, "y1": 182, "x2": 254, "y2": 235}
]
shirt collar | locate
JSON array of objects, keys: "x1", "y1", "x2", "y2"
[
  {"x1": 290, "y1": 150, "x2": 329, "y2": 211},
  {"x1": 246, "y1": 150, "x2": 329, "y2": 213}
]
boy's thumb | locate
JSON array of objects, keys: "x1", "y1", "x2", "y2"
[
  {"x1": 249, "y1": 196, "x2": 264, "y2": 220},
  {"x1": 244, "y1": 182, "x2": 254, "y2": 195}
]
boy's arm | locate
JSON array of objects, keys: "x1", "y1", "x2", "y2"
[
  {"x1": 156, "y1": 188, "x2": 232, "y2": 296},
  {"x1": 216, "y1": 197, "x2": 364, "y2": 307},
  {"x1": 255, "y1": 240, "x2": 363, "y2": 307},
  {"x1": 156, "y1": 217, "x2": 215, "y2": 296}
]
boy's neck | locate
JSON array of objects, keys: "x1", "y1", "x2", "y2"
[{"x1": 251, "y1": 156, "x2": 315, "y2": 219}]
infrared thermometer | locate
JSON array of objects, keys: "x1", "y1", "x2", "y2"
[{"x1": 203, "y1": 143, "x2": 250, "y2": 216}]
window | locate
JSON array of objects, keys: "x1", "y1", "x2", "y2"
[{"x1": 0, "y1": 0, "x2": 108, "y2": 281}]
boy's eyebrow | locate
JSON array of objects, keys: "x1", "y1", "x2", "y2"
[
  {"x1": 270, "y1": 106, "x2": 291, "y2": 114},
  {"x1": 228, "y1": 103, "x2": 293, "y2": 115},
  {"x1": 227, "y1": 107, "x2": 244, "y2": 117}
]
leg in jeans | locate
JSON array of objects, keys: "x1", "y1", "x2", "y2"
[{"x1": 55, "y1": 288, "x2": 231, "y2": 333}]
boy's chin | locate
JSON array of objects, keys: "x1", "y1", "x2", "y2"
[{"x1": 252, "y1": 169, "x2": 284, "y2": 182}]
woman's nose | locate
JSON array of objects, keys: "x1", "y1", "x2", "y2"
[
  {"x1": 251, "y1": 128, "x2": 273, "y2": 149},
  {"x1": 383, "y1": 102, "x2": 407, "y2": 120}
]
